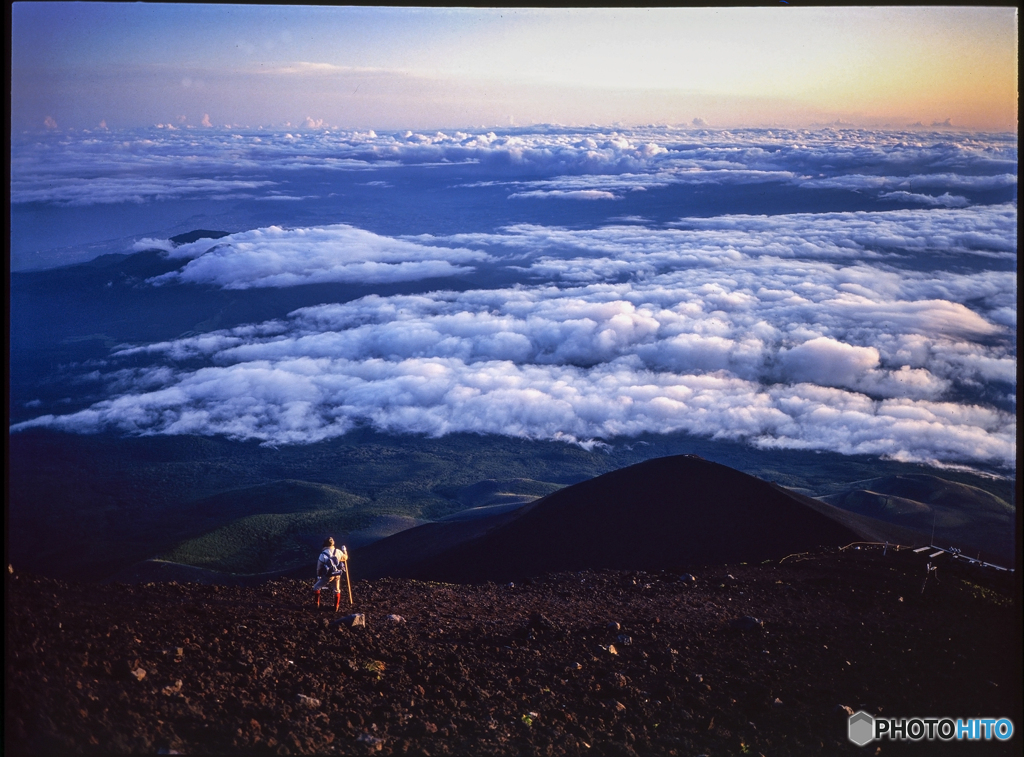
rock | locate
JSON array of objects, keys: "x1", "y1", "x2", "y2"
[
  {"x1": 607, "y1": 621, "x2": 621, "y2": 631},
  {"x1": 617, "y1": 634, "x2": 632, "y2": 645},
  {"x1": 334, "y1": 613, "x2": 366, "y2": 629},
  {"x1": 161, "y1": 680, "x2": 183, "y2": 696},
  {"x1": 385, "y1": 614, "x2": 405, "y2": 623},
  {"x1": 729, "y1": 616, "x2": 764, "y2": 632},
  {"x1": 356, "y1": 732, "x2": 384, "y2": 751},
  {"x1": 772, "y1": 698, "x2": 784, "y2": 707},
  {"x1": 606, "y1": 644, "x2": 619, "y2": 655},
  {"x1": 679, "y1": 573, "x2": 696, "y2": 584},
  {"x1": 121, "y1": 658, "x2": 144, "y2": 679},
  {"x1": 129, "y1": 668, "x2": 146, "y2": 682},
  {"x1": 10, "y1": 549, "x2": 998, "y2": 757}
]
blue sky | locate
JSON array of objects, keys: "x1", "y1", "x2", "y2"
[{"x1": 11, "y1": 5, "x2": 1018, "y2": 131}]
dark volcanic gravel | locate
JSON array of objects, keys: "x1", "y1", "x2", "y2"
[{"x1": 5, "y1": 546, "x2": 1020, "y2": 756}]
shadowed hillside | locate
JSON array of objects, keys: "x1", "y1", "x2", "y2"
[
  {"x1": 356, "y1": 455, "x2": 907, "y2": 583},
  {"x1": 821, "y1": 474, "x2": 1014, "y2": 563},
  {"x1": 159, "y1": 480, "x2": 370, "y2": 574},
  {"x1": 8, "y1": 428, "x2": 1013, "y2": 583}
]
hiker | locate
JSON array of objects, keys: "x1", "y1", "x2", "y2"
[{"x1": 313, "y1": 537, "x2": 348, "y2": 611}]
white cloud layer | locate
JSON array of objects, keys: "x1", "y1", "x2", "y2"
[
  {"x1": 433, "y1": 203, "x2": 1017, "y2": 267},
  {"x1": 12, "y1": 177, "x2": 278, "y2": 206},
  {"x1": 877, "y1": 191, "x2": 969, "y2": 207},
  {"x1": 508, "y1": 189, "x2": 619, "y2": 200},
  {"x1": 11, "y1": 126, "x2": 1017, "y2": 206},
  {"x1": 10, "y1": 125, "x2": 1016, "y2": 470},
  {"x1": 13, "y1": 212, "x2": 1015, "y2": 467},
  {"x1": 147, "y1": 225, "x2": 490, "y2": 288},
  {"x1": 13, "y1": 347, "x2": 1013, "y2": 465}
]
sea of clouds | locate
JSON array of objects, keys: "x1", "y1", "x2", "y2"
[
  {"x1": 12, "y1": 125, "x2": 1018, "y2": 206},
  {"x1": 10, "y1": 125, "x2": 1017, "y2": 468}
]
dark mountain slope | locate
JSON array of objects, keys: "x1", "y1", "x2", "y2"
[
  {"x1": 351, "y1": 505, "x2": 532, "y2": 581},
  {"x1": 770, "y1": 485, "x2": 930, "y2": 548},
  {"x1": 358, "y1": 455, "x2": 879, "y2": 583}
]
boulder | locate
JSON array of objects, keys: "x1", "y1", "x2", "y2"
[{"x1": 334, "y1": 613, "x2": 366, "y2": 629}]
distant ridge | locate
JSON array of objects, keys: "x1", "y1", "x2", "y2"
[
  {"x1": 169, "y1": 229, "x2": 231, "y2": 245},
  {"x1": 102, "y1": 559, "x2": 284, "y2": 587},
  {"x1": 820, "y1": 474, "x2": 1014, "y2": 563},
  {"x1": 356, "y1": 455, "x2": 912, "y2": 583}
]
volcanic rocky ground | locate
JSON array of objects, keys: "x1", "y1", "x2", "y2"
[{"x1": 5, "y1": 545, "x2": 1020, "y2": 756}]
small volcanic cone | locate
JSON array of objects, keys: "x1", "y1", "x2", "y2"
[{"x1": 360, "y1": 455, "x2": 866, "y2": 582}]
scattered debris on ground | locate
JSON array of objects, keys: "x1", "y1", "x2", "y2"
[{"x1": 5, "y1": 546, "x2": 1017, "y2": 755}]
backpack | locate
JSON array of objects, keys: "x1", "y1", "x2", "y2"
[{"x1": 317, "y1": 548, "x2": 340, "y2": 578}]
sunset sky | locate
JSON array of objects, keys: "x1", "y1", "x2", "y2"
[{"x1": 11, "y1": 5, "x2": 1019, "y2": 131}]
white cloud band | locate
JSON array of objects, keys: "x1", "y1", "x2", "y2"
[{"x1": 147, "y1": 224, "x2": 490, "y2": 288}]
